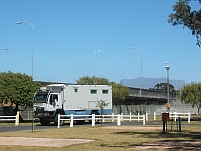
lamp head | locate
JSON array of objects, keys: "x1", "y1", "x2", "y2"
[
  {"x1": 16, "y1": 22, "x2": 21, "y2": 24},
  {"x1": 166, "y1": 66, "x2": 170, "y2": 71}
]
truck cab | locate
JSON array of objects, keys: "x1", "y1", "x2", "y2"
[{"x1": 34, "y1": 89, "x2": 64, "y2": 125}]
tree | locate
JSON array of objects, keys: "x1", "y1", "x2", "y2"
[
  {"x1": 111, "y1": 82, "x2": 130, "y2": 105},
  {"x1": 180, "y1": 82, "x2": 201, "y2": 115},
  {"x1": 76, "y1": 76, "x2": 129, "y2": 105},
  {"x1": 76, "y1": 75, "x2": 109, "y2": 85},
  {"x1": 150, "y1": 83, "x2": 175, "y2": 92},
  {"x1": 0, "y1": 71, "x2": 41, "y2": 115},
  {"x1": 168, "y1": 0, "x2": 201, "y2": 46},
  {"x1": 96, "y1": 99, "x2": 110, "y2": 126}
]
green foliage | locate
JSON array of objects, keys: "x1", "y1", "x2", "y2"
[
  {"x1": 168, "y1": 0, "x2": 201, "y2": 46},
  {"x1": 76, "y1": 76, "x2": 130, "y2": 105},
  {"x1": 111, "y1": 82, "x2": 130, "y2": 105},
  {"x1": 96, "y1": 99, "x2": 110, "y2": 126},
  {"x1": 180, "y1": 82, "x2": 201, "y2": 114},
  {"x1": 96, "y1": 99, "x2": 110, "y2": 116},
  {"x1": 150, "y1": 82, "x2": 175, "y2": 92},
  {"x1": 0, "y1": 71, "x2": 41, "y2": 108},
  {"x1": 76, "y1": 75, "x2": 109, "y2": 85}
]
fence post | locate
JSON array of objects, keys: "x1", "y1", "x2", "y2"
[
  {"x1": 146, "y1": 112, "x2": 148, "y2": 121},
  {"x1": 174, "y1": 112, "x2": 177, "y2": 122},
  {"x1": 70, "y1": 114, "x2": 73, "y2": 127},
  {"x1": 15, "y1": 111, "x2": 19, "y2": 126},
  {"x1": 102, "y1": 115, "x2": 105, "y2": 122},
  {"x1": 92, "y1": 114, "x2": 95, "y2": 127},
  {"x1": 117, "y1": 114, "x2": 121, "y2": 126},
  {"x1": 130, "y1": 112, "x2": 131, "y2": 121},
  {"x1": 111, "y1": 113, "x2": 114, "y2": 122},
  {"x1": 143, "y1": 115, "x2": 145, "y2": 125},
  {"x1": 58, "y1": 114, "x2": 60, "y2": 128},
  {"x1": 188, "y1": 112, "x2": 191, "y2": 123},
  {"x1": 154, "y1": 112, "x2": 156, "y2": 120},
  {"x1": 121, "y1": 113, "x2": 123, "y2": 121},
  {"x1": 138, "y1": 112, "x2": 140, "y2": 121}
]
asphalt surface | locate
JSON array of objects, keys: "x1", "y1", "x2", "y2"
[
  {"x1": 0, "y1": 121, "x2": 163, "y2": 133},
  {"x1": 0, "y1": 125, "x2": 57, "y2": 133}
]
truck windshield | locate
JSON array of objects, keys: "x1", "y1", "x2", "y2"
[{"x1": 34, "y1": 93, "x2": 48, "y2": 103}]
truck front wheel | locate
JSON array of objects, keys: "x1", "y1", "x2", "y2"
[
  {"x1": 40, "y1": 119, "x2": 50, "y2": 126},
  {"x1": 54, "y1": 114, "x2": 64, "y2": 126}
]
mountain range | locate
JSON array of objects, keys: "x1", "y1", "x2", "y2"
[{"x1": 120, "y1": 77, "x2": 185, "y2": 90}]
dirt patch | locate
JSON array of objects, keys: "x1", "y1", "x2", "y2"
[
  {"x1": 0, "y1": 137, "x2": 94, "y2": 147},
  {"x1": 135, "y1": 140, "x2": 201, "y2": 150}
]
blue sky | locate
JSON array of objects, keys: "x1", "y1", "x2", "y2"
[{"x1": 0, "y1": 0, "x2": 200, "y2": 85}]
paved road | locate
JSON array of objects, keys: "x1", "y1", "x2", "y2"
[
  {"x1": 0, "y1": 121, "x2": 162, "y2": 133},
  {"x1": 0, "y1": 125, "x2": 57, "y2": 133}
]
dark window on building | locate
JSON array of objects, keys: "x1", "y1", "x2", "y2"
[
  {"x1": 91, "y1": 90, "x2": 97, "y2": 94},
  {"x1": 74, "y1": 88, "x2": 78, "y2": 92},
  {"x1": 102, "y1": 90, "x2": 108, "y2": 94}
]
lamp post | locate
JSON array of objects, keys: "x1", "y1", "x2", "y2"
[
  {"x1": 127, "y1": 47, "x2": 142, "y2": 96},
  {"x1": 17, "y1": 21, "x2": 34, "y2": 78},
  {"x1": 94, "y1": 50, "x2": 100, "y2": 52},
  {"x1": 177, "y1": 72, "x2": 186, "y2": 88},
  {"x1": 78, "y1": 66, "x2": 90, "y2": 84},
  {"x1": 166, "y1": 66, "x2": 170, "y2": 112},
  {"x1": 0, "y1": 48, "x2": 8, "y2": 50},
  {"x1": 17, "y1": 21, "x2": 34, "y2": 132},
  {"x1": 166, "y1": 62, "x2": 178, "y2": 90},
  {"x1": 101, "y1": 73, "x2": 112, "y2": 78}
]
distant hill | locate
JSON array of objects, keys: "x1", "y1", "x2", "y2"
[{"x1": 120, "y1": 77, "x2": 185, "y2": 90}]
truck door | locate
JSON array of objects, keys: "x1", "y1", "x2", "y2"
[{"x1": 49, "y1": 93, "x2": 62, "y2": 109}]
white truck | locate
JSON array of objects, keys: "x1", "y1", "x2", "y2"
[{"x1": 34, "y1": 84, "x2": 112, "y2": 126}]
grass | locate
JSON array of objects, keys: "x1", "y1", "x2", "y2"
[{"x1": 0, "y1": 121, "x2": 201, "y2": 151}]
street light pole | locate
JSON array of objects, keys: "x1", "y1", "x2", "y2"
[
  {"x1": 166, "y1": 66, "x2": 170, "y2": 112},
  {"x1": 78, "y1": 66, "x2": 90, "y2": 84},
  {"x1": 17, "y1": 21, "x2": 34, "y2": 132},
  {"x1": 0, "y1": 48, "x2": 8, "y2": 50},
  {"x1": 17, "y1": 21, "x2": 34, "y2": 79},
  {"x1": 94, "y1": 50, "x2": 100, "y2": 52},
  {"x1": 177, "y1": 72, "x2": 186, "y2": 88},
  {"x1": 166, "y1": 62, "x2": 178, "y2": 90},
  {"x1": 127, "y1": 47, "x2": 142, "y2": 96},
  {"x1": 101, "y1": 73, "x2": 112, "y2": 78}
]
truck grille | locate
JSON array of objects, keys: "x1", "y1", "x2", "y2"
[{"x1": 36, "y1": 107, "x2": 44, "y2": 112}]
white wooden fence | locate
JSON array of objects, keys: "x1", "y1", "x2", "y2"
[
  {"x1": 152, "y1": 112, "x2": 191, "y2": 123},
  {"x1": 57, "y1": 113, "x2": 146, "y2": 128},
  {"x1": 0, "y1": 111, "x2": 19, "y2": 126},
  {"x1": 169, "y1": 112, "x2": 191, "y2": 123}
]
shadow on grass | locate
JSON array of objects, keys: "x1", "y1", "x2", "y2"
[
  {"x1": 113, "y1": 130, "x2": 201, "y2": 141},
  {"x1": 110, "y1": 130, "x2": 201, "y2": 150}
]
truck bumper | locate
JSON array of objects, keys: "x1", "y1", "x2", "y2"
[{"x1": 34, "y1": 112, "x2": 54, "y2": 122}]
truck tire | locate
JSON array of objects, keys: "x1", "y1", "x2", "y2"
[
  {"x1": 54, "y1": 114, "x2": 64, "y2": 126},
  {"x1": 40, "y1": 119, "x2": 50, "y2": 126}
]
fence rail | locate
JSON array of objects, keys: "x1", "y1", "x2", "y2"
[
  {"x1": 169, "y1": 112, "x2": 191, "y2": 123},
  {"x1": 57, "y1": 113, "x2": 146, "y2": 128},
  {"x1": 0, "y1": 112, "x2": 19, "y2": 126}
]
